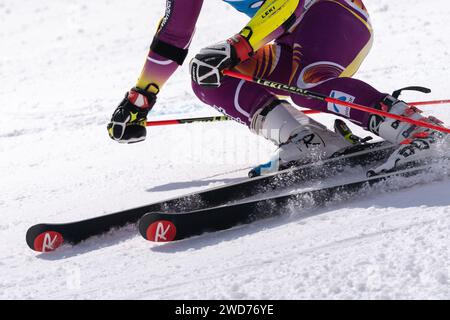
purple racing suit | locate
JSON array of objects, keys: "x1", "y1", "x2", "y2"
[{"x1": 138, "y1": 0, "x2": 387, "y2": 134}]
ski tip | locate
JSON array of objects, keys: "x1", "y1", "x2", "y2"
[
  {"x1": 143, "y1": 219, "x2": 177, "y2": 242},
  {"x1": 26, "y1": 227, "x2": 64, "y2": 253}
]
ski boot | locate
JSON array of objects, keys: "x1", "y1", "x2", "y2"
[
  {"x1": 368, "y1": 95, "x2": 447, "y2": 176},
  {"x1": 248, "y1": 100, "x2": 355, "y2": 178}
]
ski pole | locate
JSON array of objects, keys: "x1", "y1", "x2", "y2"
[
  {"x1": 146, "y1": 115, "x2": 229, "y2": 127},
  {"x1": 223, "y1": 70, "x2": 450, "y2": 134},
  {"x1": 146, "y1": 110, "x2": 320, "y2": 127},
  {"x1": 146, "y1": 100, "x2": 448, "y2": 127},
  {"x1": 409, "y1": 99, "x2": 450, "y2": 107}
]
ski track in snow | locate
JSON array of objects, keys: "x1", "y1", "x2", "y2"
[{"x1": 0, "y1": 0, "x2": 449, "y2": 299}]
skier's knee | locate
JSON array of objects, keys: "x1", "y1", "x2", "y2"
[
  {"x1": 191, "y1": 80, "x2": 203, "y2": 100},
  {"x1": 191, "y1": 80, "x2": 215, "y2": 105}
]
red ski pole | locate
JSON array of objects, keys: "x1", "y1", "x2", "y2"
[
  {"x1": 409, "y1": 99, "x2": 450, "y2": 106},
  {"x1": 223, "y1": 70, "x2": 450, "y2": 134},
  {"x1": 145, "y1": 79, "x2": 448, "y2": 128}
]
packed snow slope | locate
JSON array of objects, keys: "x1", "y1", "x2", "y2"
[{"x1": 1, "y1": 0, "x2": 449, "y2": 299}]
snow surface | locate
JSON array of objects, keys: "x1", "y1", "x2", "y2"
[{"x1": 1, "y1": 0, "x2": 450, "y2": 299}]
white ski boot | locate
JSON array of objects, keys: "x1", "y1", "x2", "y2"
[
  {"x1": 369, "y1": 95, "x2": 447, "y2": 175},
  {"x1": 249, "y1": 100, "x2": 354, "y2": 177}
]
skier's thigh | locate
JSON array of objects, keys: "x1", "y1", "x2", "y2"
[{"x1": 291, "y1": 0, "x2": 373, "y2": 89}]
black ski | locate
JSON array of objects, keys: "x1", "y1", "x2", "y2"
[
  {"x1": 26, "y1": 141, "x2": 394, "y2": 252},
  {"x1": 139, "y1": 161, "x2": 447, "y2": 243}
]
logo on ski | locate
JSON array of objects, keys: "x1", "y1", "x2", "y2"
[
  {"x1": 33, "y1": 231, "x2": 63, "y2": 252},
  {"x1": 146, "y1": 220, "x2": 177, "y2": 242}
]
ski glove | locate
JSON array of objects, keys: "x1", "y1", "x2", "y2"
[
  {"x1": 190, "y1": 34, "x2": 253, "y2": 87},
  {"x1": 107, "y1": 87, "x2": 156, "y2": 144}
]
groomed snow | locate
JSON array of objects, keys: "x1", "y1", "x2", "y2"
[{"x1": 0, "y1": 0, "x2": 449, "y2": 299}]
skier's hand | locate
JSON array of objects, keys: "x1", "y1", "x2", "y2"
[
  {"x1": 190, "y1": 34, "x2": 253, "y2": 87},
  {"x1": 107, "y1": 87, "x2": 156, "y2": 144}
]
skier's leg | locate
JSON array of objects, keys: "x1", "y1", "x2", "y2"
[
  {"x1": 287, "y1": 0, "x2": 447, "y2": 173},
  {"x1": 287, "y1": 0, "x2": 387, "y2": 130},
  {"x1": 192, "y1": 40, "x2": 356, "y2": 176},
  {"x1": 191, "y1": 43, "x2": 293, "y2": 125}
]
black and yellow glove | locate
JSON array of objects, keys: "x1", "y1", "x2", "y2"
[{"x1": 107, "y1": 87, "x2": 157, "y2": 144}]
